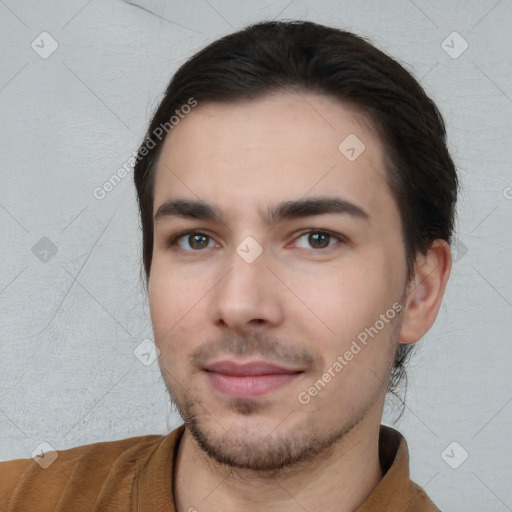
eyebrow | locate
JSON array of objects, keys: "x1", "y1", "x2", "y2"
[{"x1": 153, "y1": 196, "x2": 370, "y2": 225}]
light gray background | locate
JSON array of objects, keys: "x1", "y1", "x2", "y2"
[{"x1": 1, "y1": 1, "x2": 511, "y2": 510}]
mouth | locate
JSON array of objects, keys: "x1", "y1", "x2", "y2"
[{"x1": 203, "y1": 359, "x2": 305, "y2": 398}]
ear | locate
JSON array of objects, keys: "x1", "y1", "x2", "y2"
[{"x1": 399, "y1": 239, "x2": 452, "y2": 344}]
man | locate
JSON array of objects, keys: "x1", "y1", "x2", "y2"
[{"x1": 0, "y1": 20, "x2": 456, "y2": 511}]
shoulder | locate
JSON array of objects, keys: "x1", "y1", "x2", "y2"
[
  {"x1": 405, "y1": 480, "x2": 442, "y2": 512},
  {"x1": 0, "y1": 434, "x2": 164, "y2": 511}
]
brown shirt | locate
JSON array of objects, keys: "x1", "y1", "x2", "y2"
[{"x1": 0, "y1": 424, "x2": 441, "y2": 511}]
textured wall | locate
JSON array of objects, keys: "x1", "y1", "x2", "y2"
[{"x1": 1, "y1": 1, "x2": 511, "y2": 510}]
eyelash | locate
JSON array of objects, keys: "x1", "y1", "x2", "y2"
[{"x1": 167, "y1": 229, "x2": 346, "y2": 252}]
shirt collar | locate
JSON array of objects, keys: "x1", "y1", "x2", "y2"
[
  {"x1": 354, "y1": 425, "x2": 440, "y2": 511},
  {"x1": 138, "y1": 423, "x2": 438, "y2": 511}
]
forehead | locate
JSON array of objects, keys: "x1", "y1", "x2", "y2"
[{"x1": 153, "y1": 91, "x2": 396, "y2": 226}]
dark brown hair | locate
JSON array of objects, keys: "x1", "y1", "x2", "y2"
[{"x1": 133, "y1": 20, "x2": 458, "y2": 403}]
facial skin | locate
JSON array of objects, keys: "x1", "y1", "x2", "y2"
[{"x1": 148, "y1": 91, "x2": 451, "y2": 512}]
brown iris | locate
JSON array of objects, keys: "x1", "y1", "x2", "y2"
[
  {"x1": 187, "y1": 234, "x2": 209, "y2": 250},
  {"x1": 308, "y1": 232, "x2": 330, "y2": 249}
]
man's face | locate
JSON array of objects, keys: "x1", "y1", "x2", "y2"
[{"x1": 148, "y1": 92, "x2": 409, "y2": 471}]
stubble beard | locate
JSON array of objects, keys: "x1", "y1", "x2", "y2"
[
  {"x1": 159, "y1": 318, "x2": 402, "y2": 474},
  {"x1": 164, "y1": 380, "x2": 380, "y2": 474}
]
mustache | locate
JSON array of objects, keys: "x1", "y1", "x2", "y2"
[{"x1": 189, "y1": 330, "x2": 319, "y2": 371}]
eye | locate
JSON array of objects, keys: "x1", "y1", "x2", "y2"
[
  {"x1": 167, "y1": 229, "x2": 345, "y2": 253},
  {"x1": 170, "y1": 231, "x2": 219, "y2": 251},
  {"x1": 293, "y1": 230, "x2": 343, "y2": 250}
]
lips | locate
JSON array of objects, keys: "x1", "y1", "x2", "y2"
[
  {"x1": 204, "y1": 360, "x2": 303, "y2": 376},
  {"x1": 203, "y1": 359, "x2": 304, "y2": 398}
]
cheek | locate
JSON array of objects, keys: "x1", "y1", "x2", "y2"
[
  {"x1": 148, "y1": 261, "x2": 195, "y2": 337},
  {"x1": 148, "y1": 258, "x2": 217, "y2": 361},
  {"x1": 148, "y1": 273, "x2": 198, "y2": 380},
  {"x1": 286, "y1": 254, "x2": 401, "y2": 361},
  {"x1": 287, "y1": 259, "x2": 384, "y2": 327}
]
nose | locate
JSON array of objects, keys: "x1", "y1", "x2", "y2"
[{"x1": 210, "y1": 246, "x2": 285, "y2": 332}]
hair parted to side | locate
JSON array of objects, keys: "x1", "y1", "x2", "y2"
[{"x1": 133, "y1": 20, "x2": 458, "y2": 405}]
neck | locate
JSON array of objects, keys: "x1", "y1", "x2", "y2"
[{"x1": 174, "y1": 411, "x2": 384, "y2": 512}]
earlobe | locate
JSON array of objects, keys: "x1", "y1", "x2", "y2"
[{"x1": 398, "y1": 239, "x2": 452, "y2": 345}]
